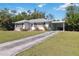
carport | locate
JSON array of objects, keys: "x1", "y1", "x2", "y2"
[{"x1": 50, "y1": 21, "x2": 65, "y2": 31}]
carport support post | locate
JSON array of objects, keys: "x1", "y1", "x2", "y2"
[{"x1": 63, "y1": 22, "x2": 65, "y2": 32}]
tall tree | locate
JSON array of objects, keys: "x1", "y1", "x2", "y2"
[
  {"x1": 31, "y1": 9, "x2": 45, "y2": 19},
  {"x1": 46, "y1": 14, "x2": 54, "y2": 20},
  {"x1": 65, "y1": 3, "x2": 79, "y2": 31},
  {"x1": 0, "y1": 8, "x2": 14, "y2": 30}
]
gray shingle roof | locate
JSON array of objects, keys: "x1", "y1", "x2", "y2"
[
  {"x1": 15, "y1": 19, "x2": 52, "y2": 24},
  {"x1": 29, "y1": 19, "x2": 52, "y2": 23},
  {"x1": 15, "y1": 20, "x2": 29, "y2": 23},
  {"x1": 15, "y1": 18, "x2": 65, "y2": 24}
]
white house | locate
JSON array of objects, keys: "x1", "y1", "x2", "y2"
[{"x1": 14, "y1": 19, "x2": 65, "y2": 31}]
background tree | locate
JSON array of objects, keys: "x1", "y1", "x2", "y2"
[
  {"x1": 0, "y1": 8, "x2": 14, "y2": 30},
  {"x1": 31, "y1": 9, "x2": 45, "y2": 19},
  {"x1": 65, "y1": 3, "x2": 79, "y2": 31},
  {"x1": 46, "y1": 14, "x2": 54, "y2": 20},
  {"x1": 13, "y1": 9, "x2": 46, "y2": 21}
]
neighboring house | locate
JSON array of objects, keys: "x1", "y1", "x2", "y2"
[{"x1": 14, "y1": 19, "x2": 65, "y2": 31}]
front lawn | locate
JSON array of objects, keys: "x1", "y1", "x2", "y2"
[
  {"x1": 17, "y1": 32, "x2": 79, "y2": 56},
  {"x1": 0, "y1": 31, "x2": 43, "y2": 43}
]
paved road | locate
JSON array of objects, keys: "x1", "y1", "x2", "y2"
[{"x1": 0, "y1": 31, "x2": 58, "y2": 56}]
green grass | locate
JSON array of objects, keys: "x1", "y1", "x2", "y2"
[
  {"x1": 17, "y1": 31, "x2": 79, "y2": 56},
  {"x1": 0, "y1": 31, "x2": 43, "y2": 43}
]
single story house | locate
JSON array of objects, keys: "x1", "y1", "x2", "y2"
[{"x1": 14, "y1": 19, "x2": 65, "y2": 31}]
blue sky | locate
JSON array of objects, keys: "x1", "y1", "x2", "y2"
[{"x1": 0, "y1": 3, "x2": 76, "y2": 20}]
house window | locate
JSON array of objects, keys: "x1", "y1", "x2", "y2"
[
  {"x1": 34, "y1": 23, "x2": 37, "y2": 25},
  {"x1": 43, "y1": 22, "x2": 45, "y2": 25}
]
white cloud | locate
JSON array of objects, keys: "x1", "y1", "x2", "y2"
[
  {"x1": 37, "y1": 3, "x2": 46, "y2": 8},
  {"x1": 16, "y1": 7, "x2": 27, "y2": 14},
  {"x1": 75, "y1": 3, "x2": 79, "y2": 6},
  {"x1": 55, "y1": 3, "x2": 71, "y2": 11},
  {"x1": 54, "y1": 3, "x2": 79, "y2": 11},
  {"x1": 15, "y1": 7, "x2": 34, "y2": 15}
]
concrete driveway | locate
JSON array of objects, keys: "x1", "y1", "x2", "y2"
[{"x1": 0, "y1": 31, "x2": 58, "y2": 56}]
